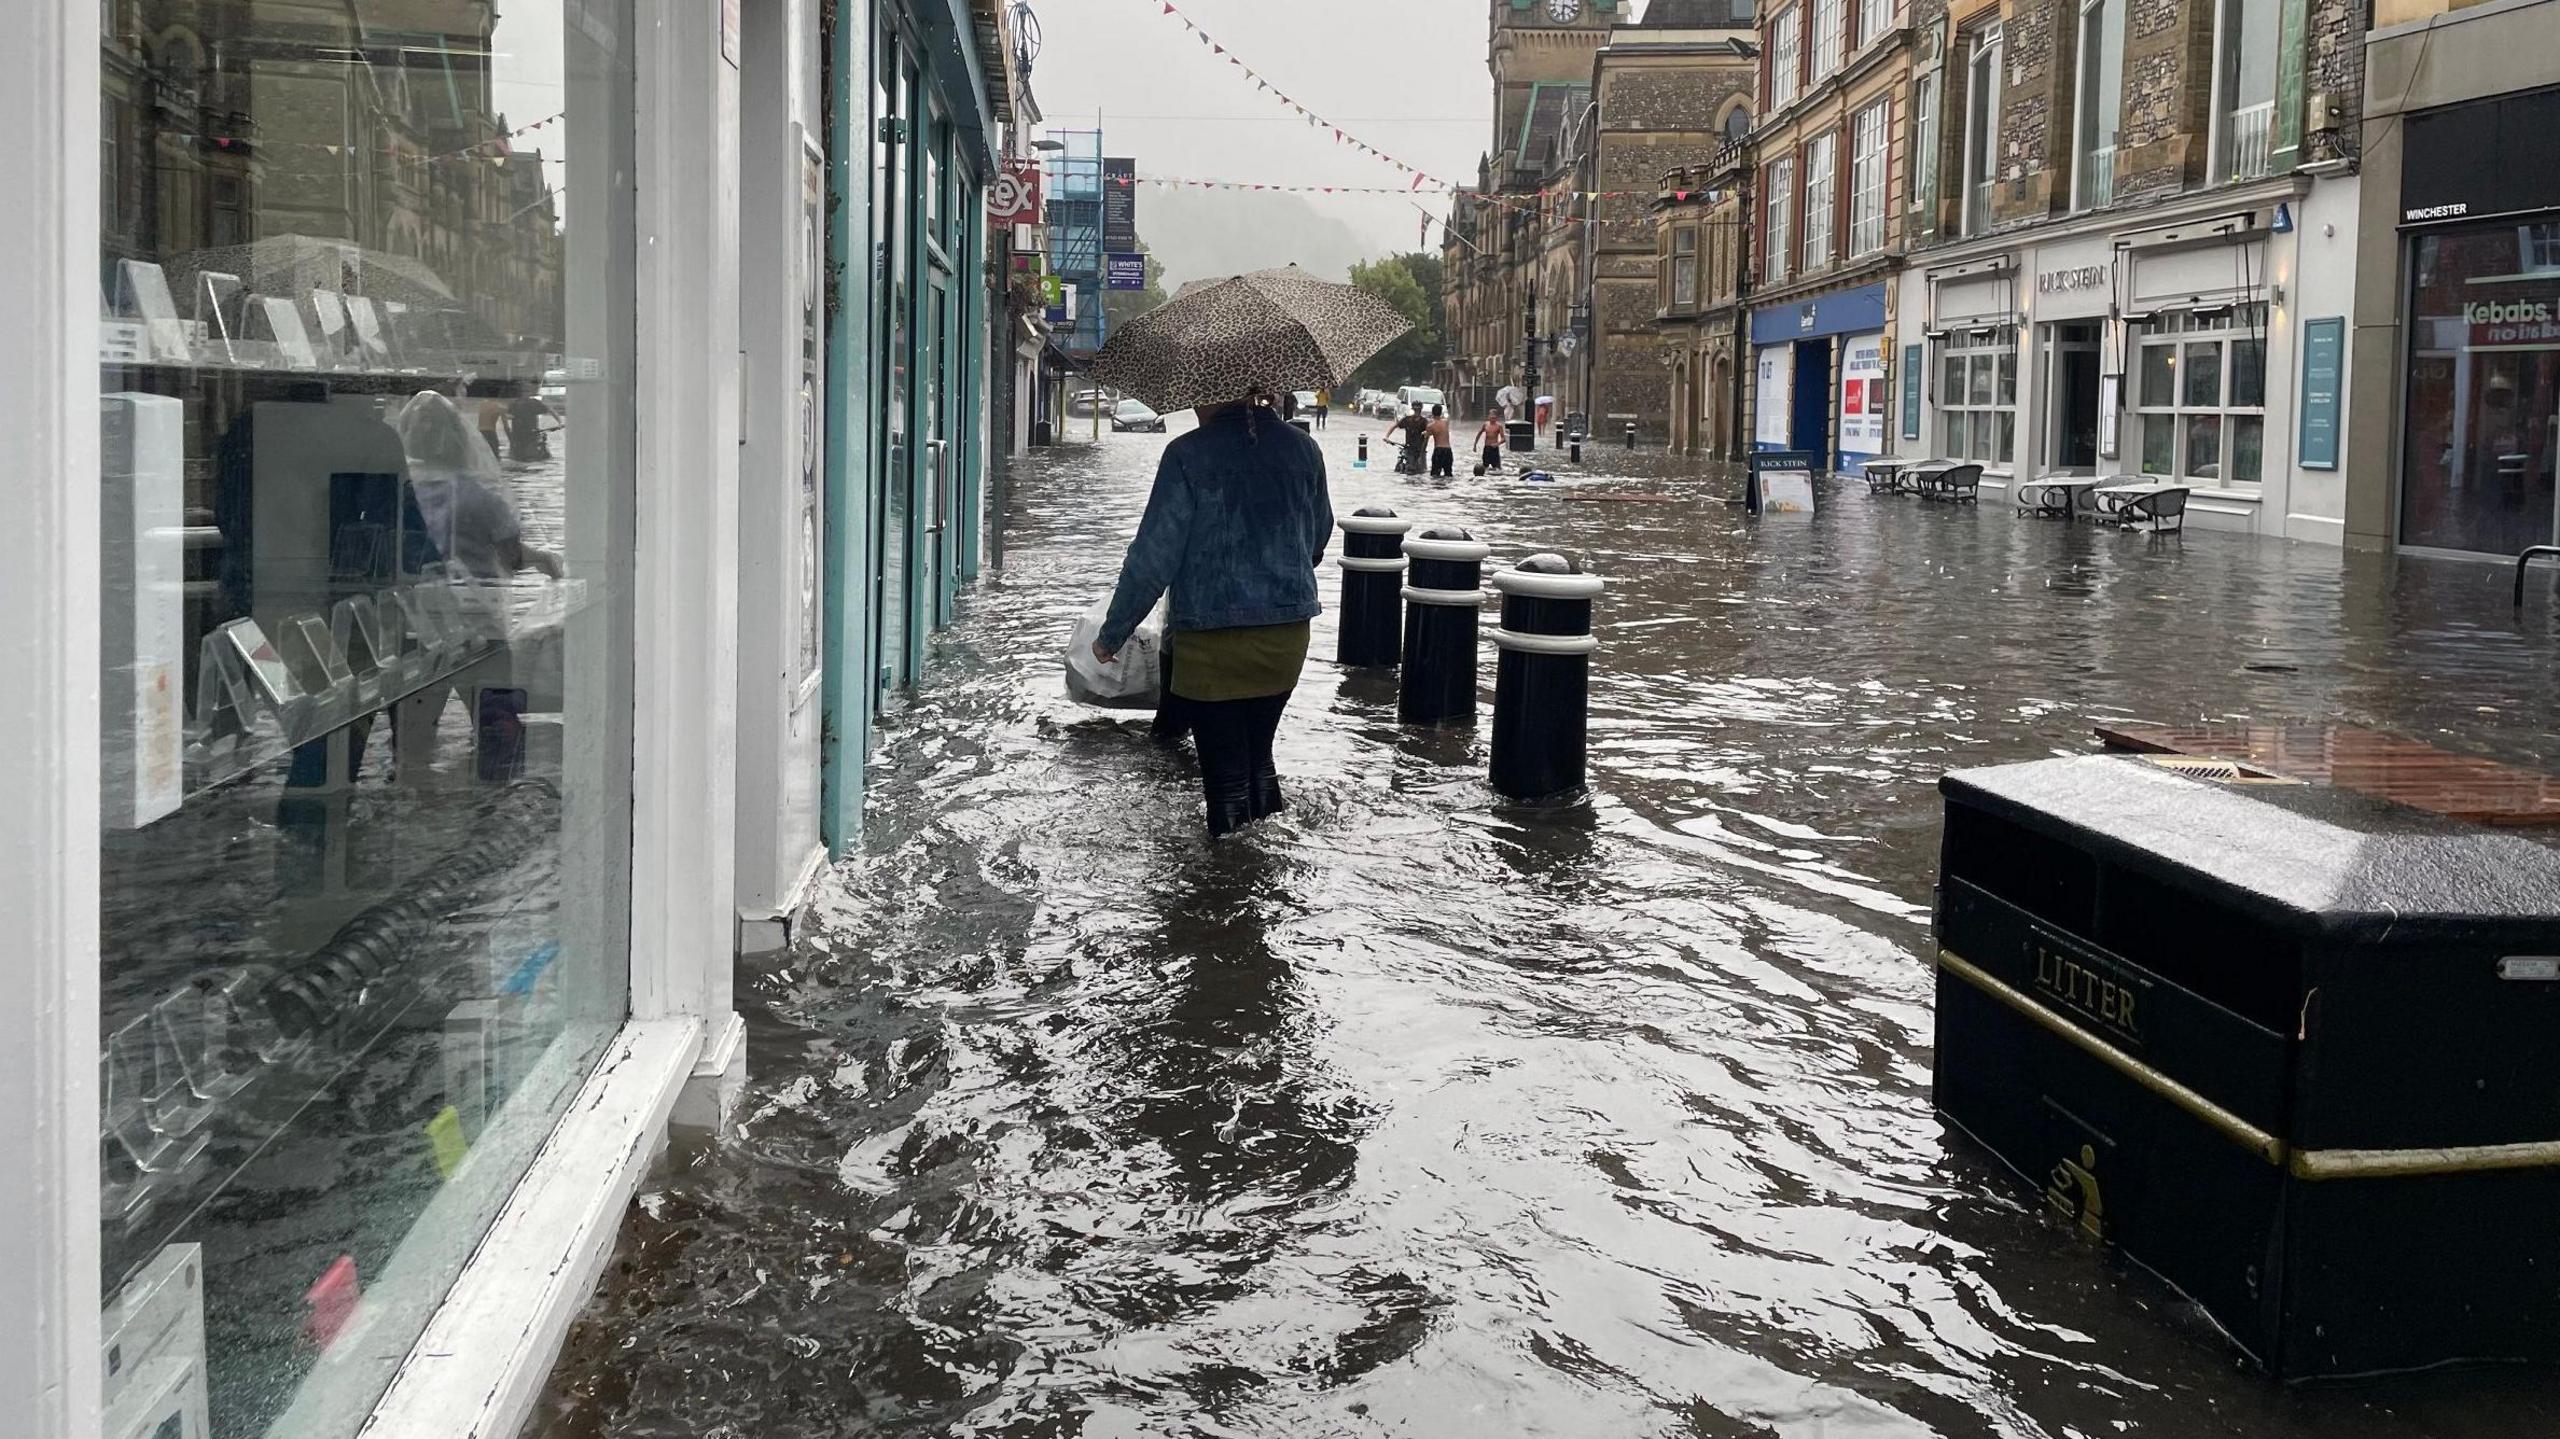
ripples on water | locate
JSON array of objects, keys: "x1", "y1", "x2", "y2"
[{"x1": 534, "y1": 423, "x2": 2560, "y2": 1438}]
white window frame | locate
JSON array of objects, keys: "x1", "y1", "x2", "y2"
[
  {"x1": 4, "y1": 0, "x2": 753, "y2": 1434},
  {"x1": 2073, "y1": 0, "x2": 2121, "y2": 210},
  {"x1": 1812, "y1": 0, "x2": 1844, "y2": 81},
  {"x1": 1672, "y1": 225, "x2": 1700, "y2": 308},
  {"x1": 2207, "y1": 0, "x2": 2279, "y2": 182},
  {"x1": 1849, "y1": 100, "x2": 1889, "y2": 256},
  {"x1": 1764, "y1": 156, "x2": 1795, "y2": 282},
  {"x1": 2133, "y1": 305, "x2": 2269, "y2": 488},
  {"x1": 1937, "y1": 324, "x2": 2018, "y2": 466},
  {"x1": 2524, "y1": 222, "x2": 2560, "y2": 273},
  {"x1": 1770, "y1": 6, "x2": 1802, "y2": 110},
  {"x1": 1802, "y1": 133, "x2": 1836, "y2": 271},
  {"x1": 1961, "y1": 23, "x2": 2002, "y2": 236},
  {"x1": 1912, "y1": 69, "x2": 1940, "y2": 212},
  {"x1": 1858, "y1": 0, "x2": 1892, "y2": 48}
]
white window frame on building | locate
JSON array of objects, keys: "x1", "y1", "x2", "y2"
[
  {"x1": 1803, "y1": 132, "x2": 1838, "y2": 271},
  {"x1": 1939, "y1": 323, "x2": 2018, "y2": 467},
  {"x1": 2207, "y1": 0, "x2": 2279, "y2": 183},
  {"x1": 2134, "y1": 304, "x2": 2269, "y2": 487},
  {"x1": 1912, "y1": 68, "x2": 1941, "y2": 212},
  {"x1": 2073, "y1": 0, "x2": 2122, "y2": 210},
  {"x1": 1673, "y1": 225, "x2": 1701, "y2": 308},
  {"x1": 1850, "y1": 100, "x2": 1889, "y2": 256},
  {"x1": 1770, "y1": 6, "x2": 1803, "y2": 110},
  {"x1": 1858, "y1": 0, "x2": 1893, "y2": 49},
  {"x1": 1961, "y1": 23, "x2": 2003, "y2": 237},
  {"x1": 1765, "y1": 155, "x2": 1797, "y2": 282},
  {"x1": 1812, "y1": 0, "x2": 1845, "y2": 82}
]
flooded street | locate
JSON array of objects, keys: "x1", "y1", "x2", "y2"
[{"x1": 535, "y1": 419, "x2": 2560, "y2": 1439}]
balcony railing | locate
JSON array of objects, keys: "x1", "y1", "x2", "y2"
[
  {"x1": 2078, "y1": 144, "x2": 2115, "y2": 210},
  {"x1": 2227, "y1": 102, "x2": 2273, "y2": 183}
]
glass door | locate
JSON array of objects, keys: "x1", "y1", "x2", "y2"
[{"x1": 2045, "y1": 321, "x2": 2102, "y2": 470}]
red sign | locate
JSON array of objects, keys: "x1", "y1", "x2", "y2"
[{"x1": 989, "y1": 162, "x2": 1043, "y2": 226}]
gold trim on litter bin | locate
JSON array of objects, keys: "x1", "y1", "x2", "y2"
[
  {"x1": 1939, "y1": 949, "x2": 2560, "y2": 1181},
  {"x1": 1938, "y1": 948, "x2": 2287, "y2": 1166}
]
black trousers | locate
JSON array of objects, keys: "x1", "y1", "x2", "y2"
[
  {"x1": 1431, "y1": 446, "x2": 1455, "y2": 477},
  {"x1": 1189, "y1": 690, "x2": 1290, "y2": 836},
  {"x1": 1482, "y1": 443, "x2": 1503, "y2": 471}
]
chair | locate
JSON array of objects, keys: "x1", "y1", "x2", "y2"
[
  {"x1": 2117, "y1": 485, "x2": 2188, "y2": 531},
  {"x1": 1936, "y1": 463, "x2": 1984, "y2": 503}
]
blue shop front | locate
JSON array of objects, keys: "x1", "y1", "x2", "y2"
[{"x1": 1750, "y1": 282, "x2": 1892, "y2": 476}]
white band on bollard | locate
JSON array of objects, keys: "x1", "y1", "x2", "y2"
[
  {"x1": 1339, "y1": 514, "x2": 1416, "y2": 536},
  {"x1": 1402, "y1": 584, "x2": 1491, "y2": 607},
  {"x1": 1489, "y1": 627, "x2": 1599, "y2": 655},
  {"x1": 1488, "y1": 569, "x2": 1605, "y2": 600},
  {"x1": 1402, "y1": 535, "x2": 1495, "y2": 563},
  {"x1": 1338, "y1": 555, "x2": 1408, "y2": 573}
]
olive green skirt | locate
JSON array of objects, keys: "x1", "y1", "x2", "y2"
[{"x1": 1168, "y1": 621, "x2": 1311, "y2": 702}]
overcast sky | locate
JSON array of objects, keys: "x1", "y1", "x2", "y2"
[{"x1": 1028, "y1": 0, "x2": 1511, "y2": 261}]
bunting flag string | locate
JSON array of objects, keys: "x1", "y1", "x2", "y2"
[
  {"x1": 1140, "y1": 0, "x2": 1454, "y2": 191},
  {"x1": 1114, "y1": 169, "x2": 1717, "y2": 232}
]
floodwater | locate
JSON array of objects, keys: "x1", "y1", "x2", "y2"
[{"x1": 534, "y1": 418, "x2": 2560, "y2": 1438}]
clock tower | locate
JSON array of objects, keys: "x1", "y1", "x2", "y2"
[{"x1": 1487, "y1": 0, "x2": 1620, "y2": 174}]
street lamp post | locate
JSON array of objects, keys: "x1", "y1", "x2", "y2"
[{"x1": 1517, "y1": 281, "x2": 1540, "y2": 452}]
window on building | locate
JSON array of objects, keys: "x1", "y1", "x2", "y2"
[
  {"x1": 2074, "y1": 0, "x2": 2123, "y2": 210},
  {"x1": 1961, "y1": 24, "x2": 2002, "y2": 235},
  {"x1": 1764, "y1": 156, "x2": 1795, "y2": 282},
  {"x1": 2526, "y1": 222, "x2": 2560, "y2": 273},
  {"x1": 1802, "y1": 134, "x2": 1836, "y2": 271},
  {"x1": 2136, "y1": 305, "x2": 2267, "y2": 485},
  {"x1": 1770, "y1": 7, "x2": 1802, "y2": 110},
  {"x1": 2212, "y1": 0, "x2": 2280, "y2": 181},
  {"x1": 1673, "y1": 226, "x2": 1700, "y2": 308},
  {"x1": 1812, "y1": 0, "x2": 1844, "y2": 81},
  {"x1": 1939, "y1": 324, "x2": 2018, "y2": 465},
  {"x1": 1849, "y1": 100, "x2": 1889, "y2": 255},
  {"x1": 1725, "y1": 105, "x2": 1752, "y2": 142},
  {"x1": 1912, "y1": 69, "x2": 1940, "y2": 212},
  {"x1": 1858, "y1": 0, "x2": 1892, "y2": 47}
]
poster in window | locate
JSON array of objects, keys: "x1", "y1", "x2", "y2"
[
  {"x1": 1838, "y1": 333, "x2": 1887, "y2": 455},
  {"x1": 1755, "y1": 346, "x2": 1794, "y2": 447}
]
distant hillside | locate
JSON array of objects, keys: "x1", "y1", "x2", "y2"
[{"x1": 1142, "y1": 187, "x2": 1377, "y2": 290}]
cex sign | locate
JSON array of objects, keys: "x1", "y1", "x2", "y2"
[{"x1": 989, "y1": 162, "x2": 1042, "y2": 226}]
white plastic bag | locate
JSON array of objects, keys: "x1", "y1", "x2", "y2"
[{"x1": 1064, "y1": 596, "x2": 1164, "y2": 708}]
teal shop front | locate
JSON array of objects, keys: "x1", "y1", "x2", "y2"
[{"x1": 822, "y1": 0, "x2": 1005, "y2": 851}]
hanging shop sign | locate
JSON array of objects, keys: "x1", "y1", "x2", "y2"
[
  {"x1": 2297, "y1": 316, "x2": 2344, "y2": 471},
  {"x1": 1103, "y1": 158, "x2": 1138, "y2": 249},
  {"x1": 1105, "y1": 253, "x2": 1148, "y2": 290},
  {"x1": 989, "y1": 161, "x2": 1043, "y2": 225}
]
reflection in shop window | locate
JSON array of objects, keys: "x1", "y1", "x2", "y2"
[
  {"x1": 2400, "y1": 220, "x2": 2560, "y2": 554},
  {"x1": 1939, "y1": 325, "x2": 2016, "y2": 465},
  {"x1": 93, "y1": 1, "x2": 636, "y2": 1435},
  {"x1": 2134, "y1": 305, "x2": 2267, "y2": 485}
]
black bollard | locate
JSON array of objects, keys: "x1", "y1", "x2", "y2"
[
  {"x1": 1624, "y1": 421, "x2": 1637, "y2": 449},
  {"x1": 1336, "y1": 506, "x2": 1411, "y2": 667},
  {"x1": 1356, "y1": 433, "x2": 1370, "y2": 469},
  {"x1": 1397, "y1": 526, "x2": 1491, "y2": 725},
  {"x1": 1488, "y1": 554, "x2": 1604, "y2": 800},
  {"x1": 1569, "y1": 436, "x2": 1582, "y2": 464}
]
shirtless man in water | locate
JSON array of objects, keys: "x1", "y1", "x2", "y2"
[{"x1": 1427, "y1": 405, "x2": 1454, "y2": 478}]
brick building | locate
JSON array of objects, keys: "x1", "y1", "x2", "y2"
[
  {"x1": 1747, "y1": 0, "x2": 1915, "y2": 472},
  {"x1": 1883, "y1": 0, "x2": 2369, "y2": 538}
]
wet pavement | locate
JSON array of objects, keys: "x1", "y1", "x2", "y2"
[{"x1": 534, "y1": 418, "x2": 2560, "y2": 1438}]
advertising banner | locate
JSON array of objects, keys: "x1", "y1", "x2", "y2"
[
  {"x1": 1754, "y1": 346, "x2": 1794, "y2": 448},
  {"x1": 1105, "y1": 253, "x2": 1148, "y2": 291},
  {"x1": 989, "y1": 161, "x2": 1043, "y2": 226},
  {"x1": 1838, "y1": 333, "x2": 1887, "y2": 456},
  {"x1": 1103, "y1": 158, "x2": 1137, "y2": 249},
  {"x1": 2297, "y1": 317, "x2": 2344, "y2": 470}
]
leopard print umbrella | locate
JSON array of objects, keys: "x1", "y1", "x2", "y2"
[{"x1": 1090, "y1": 265, "x2": 1412, "y2": 414}]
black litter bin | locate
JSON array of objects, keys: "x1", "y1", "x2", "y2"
[{"x1": 1934, "y1": 755, "x2": 2560, "y2": 1380}]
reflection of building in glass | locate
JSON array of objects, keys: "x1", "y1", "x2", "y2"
[{"x1": 100, "y1": 0, "x2": 564, "y2": 352}]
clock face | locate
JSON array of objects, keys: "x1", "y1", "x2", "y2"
[{"x1": 1547, "y1": 0, "x2": 1580, "y2": 19}]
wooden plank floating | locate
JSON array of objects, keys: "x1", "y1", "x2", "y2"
[{"x1": 2096, "y1": 720, "x2": 2560, "y2": 829}]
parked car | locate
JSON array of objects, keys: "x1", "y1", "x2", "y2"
[
  {"x1": 1291, "y1": 390, "x2": 1320, "y2": 416},
  {"x1": 1396, "y1": 384, "x2": 1446, "y2": 413},
  {"x1": 1110, "y1": 398, "x2": 1166, "y2": 432},
  {"x1": 1068, "y1": 388, "x2": 1116, "y2": 419}
]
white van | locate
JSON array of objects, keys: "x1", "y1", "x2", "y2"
[{"x1": 1394, "y1": 384, "x2": 1446, "y2": 412}]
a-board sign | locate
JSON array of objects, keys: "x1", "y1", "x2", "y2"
[{"x1": 1747, "y1": 450, "x2": 1819, "y2": 515}]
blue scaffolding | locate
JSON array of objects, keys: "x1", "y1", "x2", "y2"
[{"x1": 1043, "y1": 128, "x2": 1107, "y2": 355}]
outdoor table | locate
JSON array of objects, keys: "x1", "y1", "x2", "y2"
[
  {"x1": 2016, "y1": 476, "x2": 2102, "y2": 518},
  {"x1": 1861, "y1": 458, "x2": 1913, "y2": 495},
  {"x1": 2094, "y1": 480, "x2": 2191, "y2": 531},
  {"x1": 1904, "y1": 459, "x2": 1957, "y2": 496}
]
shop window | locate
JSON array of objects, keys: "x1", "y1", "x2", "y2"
[
  {"x1": 1802, "y1": 134, "x2": 1836, "y2": 271},
  {"x1": 93, "y1": 2, "x2": 637, "y2": 1434},
  {"x1": 1764, "y1": 156, "x2": 1795, "y2": 283},
  {"x1": 1961, "y1": 24, "x2": 2002, "y2": 236},
  {"x1": 2211, "y1": 0, "x2": 2279, "y2": 182},
  {"x1": 2134, "y1": 305, "x2": 2268, "y2": 486},
  {"x1": 1812, "y1": 0, "x2": 1844, "y2": 81},
  {"x1": 1673, "y1": 226, "x2": 1700, "y2": 308},
  {"x1": 1940, "y1": 325, "x2": 2017, "y2": 465},
  {"x1": 2400, "y1": 222, "x2": 2560, "y2": 555},
  {"x1": 1849, "y1": 101, "x2": 1889, "y2": 257},
  {"x1": 2074, "y1": 0, "x2": 2122, "y2": 210},
  {"x1": 1770, "y1": 6, "x2": 1802, "y2": 110}
]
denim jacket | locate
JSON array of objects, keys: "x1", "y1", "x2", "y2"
[{"x1": 1099, "y1": 408, "x2": 1335, "y2": 650}]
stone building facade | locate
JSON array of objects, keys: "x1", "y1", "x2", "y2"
[
  {"x1": 1888, "y1": 0, "x2": 2371, "y2": 540},
  {"x1": 1653, "y1": 143, "x2": 1754, "y2": 458}
]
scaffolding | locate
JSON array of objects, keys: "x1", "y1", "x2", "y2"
[{"x1": 1042, "y1": 128, "x2": 1106, "y2": 355}]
